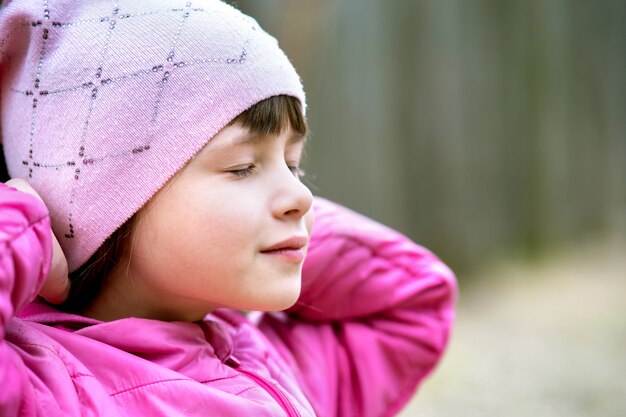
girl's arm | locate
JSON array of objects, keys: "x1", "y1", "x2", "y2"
[
  {"x1": 0, "y1": 181, "x2": 53, "y2": 413},
  {"x1": 258, "y1": 197, "x2": 457, "y2": 417}
]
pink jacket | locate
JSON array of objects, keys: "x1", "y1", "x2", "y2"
[{"x1": 0, "y1": 182, "x2": 456, "y2": 417}]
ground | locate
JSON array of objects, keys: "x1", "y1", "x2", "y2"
[{"x1": 399, "y1": 237, "x2": 626, "y2": 417}]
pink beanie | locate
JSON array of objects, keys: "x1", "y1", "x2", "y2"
[{"x1": 0, "y1": 0, "x2": 306, "y2": 272}]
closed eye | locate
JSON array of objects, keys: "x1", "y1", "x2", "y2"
[{"x1": 230, "y1": 165, "x2": 255, "y2": 178}]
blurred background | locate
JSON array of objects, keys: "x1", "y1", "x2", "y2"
[{"x1": 232, "y1": 1, "x2": 625, "y2": 416}]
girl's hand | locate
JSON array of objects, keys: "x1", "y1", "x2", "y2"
[{"x1": 5, "y1": 178, "x2": 70, "y2": 304}]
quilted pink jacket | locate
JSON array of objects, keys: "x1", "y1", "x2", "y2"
[{"x1": 0, "y1": 182, "x2": 456, "y2": 417}]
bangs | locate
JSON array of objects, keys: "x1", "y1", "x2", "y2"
[{"x1": 228, "y1": 95, "x2": 307, "y2": 137}]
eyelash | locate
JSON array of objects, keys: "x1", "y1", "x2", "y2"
[
  {"x1": 231, "y1": 166, "x2": 255, "y2": 178},
  {"x1": 230, "y1": 164, "x2": 304, "y2": 178}
]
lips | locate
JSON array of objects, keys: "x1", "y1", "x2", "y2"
[
  {"x1": 261, "y1": 236, "x2": 308, "y2": 252},
  {"x1": 260, "y1": 236, "x2": 308, "y2": 262}
]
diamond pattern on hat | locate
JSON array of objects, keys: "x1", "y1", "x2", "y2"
[{"x1": 1, "y1": 0, "x2": 305, "y2": 271}]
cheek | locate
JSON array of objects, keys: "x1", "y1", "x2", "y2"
[
  {"x1": 140, "y1": 192, "x2": 255, "y2": 272},
  {"x1": 131, "y1": 195, "x2": 201, "y2": 271},
  {"x1": 130, "y1": 175, "x2": 266, "y2": 281}
]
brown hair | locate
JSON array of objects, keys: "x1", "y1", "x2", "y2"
[
  {"x1": 61, "y1": 95, "x2": 306, "y2": 314},
  {"x1": 228, "y1": 93, "x2": 307, "y2": 136}
]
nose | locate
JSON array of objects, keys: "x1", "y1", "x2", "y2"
[{"x1": 272, "y1": 167, "x2": 313, "y2": 220}]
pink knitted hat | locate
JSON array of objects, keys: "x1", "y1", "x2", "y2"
[{"x1": 0, "y1": 0, "x2": 306, "y2": 272}]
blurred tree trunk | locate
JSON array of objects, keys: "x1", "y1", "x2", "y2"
[{"x1": 233, "y1": 0, "x2": 626, "y2": 275}]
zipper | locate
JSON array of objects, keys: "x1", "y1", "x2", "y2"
[{"x1": 234, "y1": 364, "x2": 302, "y2": 417}]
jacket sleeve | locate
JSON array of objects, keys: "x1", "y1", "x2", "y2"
[
  {"x1": 257, "y1": 197, "x2": 457, "y2": 417},
  {"x1": 0, "y1": 182, "x2": 53, "y2": 414}
]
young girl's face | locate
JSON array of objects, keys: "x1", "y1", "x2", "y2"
[{"x1": 94, "y1": 124, "x2": 313, "y2": 322}]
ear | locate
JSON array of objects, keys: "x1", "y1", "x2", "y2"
[{"x1": 1, "y1": 144, "x2": 9, "y2": 182}]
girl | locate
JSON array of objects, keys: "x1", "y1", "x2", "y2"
[{"x1": 0, "y1": 1, "x2": 456, "y2": 416}]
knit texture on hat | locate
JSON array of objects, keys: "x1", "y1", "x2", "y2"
[{"x1": 0, "y1": 0, "x2": 305, "y2": 272}]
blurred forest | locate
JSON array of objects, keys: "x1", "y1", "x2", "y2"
[
  {"x1": 233, "y1": 0, "x2": 625, "y2": 277},
  {"x1": 233, "y1": 1, "x2": 626, "y2": 416}
]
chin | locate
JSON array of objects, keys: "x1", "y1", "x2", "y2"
[
  {"x1": 274, "y1": 295, "x2": 300, "y2": 311},
  {"x1": 257, "y1": 284, "x2": 302, "y2": 312}
]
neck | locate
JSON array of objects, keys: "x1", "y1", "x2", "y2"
[{"x1": 83, "y1": 263, "x2": 212, "y2": 322}]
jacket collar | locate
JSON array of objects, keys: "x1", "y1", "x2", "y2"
[{"x1": 18, "y1": 298, "x2": 237, "y2": 379}]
